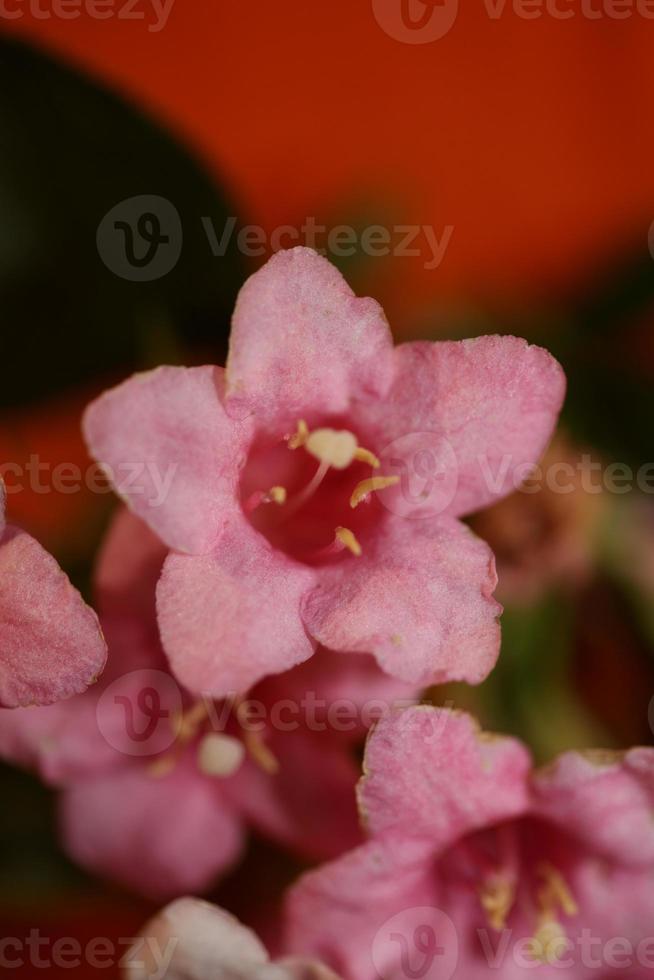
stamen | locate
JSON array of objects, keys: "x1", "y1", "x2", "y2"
[
  {"x1": 197, "y1": 733, "x2": 245, "y2": 778},
  {"x1": 528, "y1": 918, "x2": 568, "y2": 964},
  {"x1": 243, "y1": 728, "x2": 280, "y2": 775},
  {"x1": 305, "y1": 428, "x2": 358, "y2": 470},
  {"x1": 537, "y1": 863, "x2": 578, "y2": 918},
  {"x1": 350, "y1": 475, "x2": 400, "y2": 508},
  {"x1": 283, "y1": 459, "x2": 331, "y2": 517},
  {"x1": 175, "y1": 700, "x2": 210, "y2": 744},
  {"x1": 147, "y1": 754, "x2": 178, "y2": 779},
  {"x1": 335, "y1": 526, "x2": 362, "y2": 557},
  {"x1": 355, "y1": 447, "x2": 380, "y2": 469},
  {"x1": 479, "y1": 877, "x2": 515, "y2": 931},
  {"x1": 288, "y1": 419, "x2": 309, "y2": 450},
  {"x1": 244, "y1": 485, "x2": 288, "y2": 513}
]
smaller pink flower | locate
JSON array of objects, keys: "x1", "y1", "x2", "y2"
[
  {"x1": 83, "y1": 247, "x2": 565, "y2": 698},
  {"x1": 0, "y1": 508, "x2": 412, "y2": 899},
  {"x1": 286, "y1": 706, "x2": 654, "y2": 978},
  {"x1": 0, "y1": 478, "x2": 106, "y2": 707},
  {"x1": 125, "y1": 897, "x2": 338, "y2": 980}
]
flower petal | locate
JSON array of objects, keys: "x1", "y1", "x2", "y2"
[
  {"x1": 60, "y1": 760, "x2": 244, "y2": 899},
  {"x1": 359, "y1": 707, "x2": 531, "y2": 849},
  {"x1": 366, "y1": 336, "x2": 565, "y2": 519},
  {"x1": 157, "y1": 521, "x2": 316, "y2": 698},
  {"x1": 285, "y1": 837, "x2": 437, "y2": 978},
  {"x1": 532, "y1": 747, "x2": 654, "y2": 868},
  {"x1": 302, "y1": 518, "x2": 501, "y2": 686},
  {"x1": 125, "y1": 898, "x2": 270, "y2": 980},
  {"x1": 0, "y1": 526, "x2": 107, "y2": 707},
  {"x1": 225, "y1": 247, "x2": 394, "y2": 426},
  {"x1": 84, "y1": 365, "x2": 252, "y2": 554}
]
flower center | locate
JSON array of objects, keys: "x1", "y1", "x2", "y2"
[
  {"x1": 239, "y1": 418, "x2": 398, "y2": 565},
  {"x1": 444, "y1": 818, "x2": 580, "y2": 964}
]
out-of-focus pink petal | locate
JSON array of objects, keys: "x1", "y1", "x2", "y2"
[
  {"x1": 366, "y1": 336, "x2": 565, "y2": 519},
  {"x1": 60, "y1": 759, "x2": 244, "y2": 900},
  {"x1": 257, "y1": 647, "x2": 419, "y2": 742},
  {"x1": 302, "y1": 519, "x2": 501, "y2": 686},
  {"x1": 359, "y1": 707, "x2": 531, "y2": 848},
  {"x1": 532, "y1": 747, "x2": 654, "y2": 868},
  {"x1": 126, "y1": 898, "x2": 338, "y2": 980},
  {"x1": 225, "y1": 247, "x2": 394, "y2": 427},
  {"x1": 285, "y1": 837, "x2": 436, "y2": 978},
  {"x1": 94, "y1": 507, "x2": 168, "y2": 679},
  {"x1": 157, "y1": 521, "x2": 316, "y2": 698},
  {"x1": 83, "y1": 366, "x2": 252, "y2": 555},
  {"x1": 228, "y1": 730, "x2": 362, "y2": 862},
  {"x1": 0, "y1": 526, "x2": 106, "y2": 707}
]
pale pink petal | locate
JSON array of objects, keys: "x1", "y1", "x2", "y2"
[
  {"x1": 83, "y1": 366, "x2": 252, "y2": 555},
  {"x1": 532, "y1": 747, "x2": 654, "y2": 868},
  {"x1": 364, "y1": 336, "x2": 565, "y2": 519},
  {"x1": 126, "y1": 898, "x2": 338, "y2": 980},
  {"x1": 359, "y1": 707, "x2": 531, "y2": 848},
  {"x1": 285, "y1": 837, "x2": 438, "y2": 978},
  {"x1": 301, "y1": 519, "x2": 501, "y2": 686},
  {"x1": 60, "y1": 759, "x2": 244, "y2": 899},
  {"x1": 228, "y1": 729, "x2": 362, "y2": 862},
  {"x1": 0, "y1": 526, "x2": 107, "y2": 707},
  {"x1": 158, "y1": 520, "x2": 316, "y2": 698},
  {"x1": 225, "y1": 247, "x2": 394, "y2": 426}
]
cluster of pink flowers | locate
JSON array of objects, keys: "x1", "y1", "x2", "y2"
[{"x1": 2, "y1": 247, "x2": 652, "y2": 978}]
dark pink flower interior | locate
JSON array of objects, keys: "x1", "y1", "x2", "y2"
[{"x1": 240, "y1": 415, "x2": 389, "y2": 565}]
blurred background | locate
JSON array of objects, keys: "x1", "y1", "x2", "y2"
[{"x1": 1, "y1": 2, "x2": 654, "y2": 974}]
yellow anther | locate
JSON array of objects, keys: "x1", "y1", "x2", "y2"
[
  {"x1": 355, "y1": 446, "x2": 381, "y2": 469},
  {"x1": 288, "y1": 419, "x2": 309, "y2": 450},
  {"x1": 306, "y1": 428, "x2": 358, "y2": 470},
  {"x1": 537, "y1": 863, "x2": 578, "y2": 918},
  {"x1": 267, "y1": 486, "x2": 287, "y2": 505},
  {"x1": 479, "y1": 877, "x2": 515, "y2": 931},
  {"x1": 335, "y1": 526, "x2": 362, "y2": 557},
  {"x1": 350, "y1": 475, "x2": 400, "y2": 508},
  {"x1": 175, "y1": 700, "x2": 210, "y2": 745},
  {"x1": 147, "y1": 754, "x2": 178, "y2": 779}
]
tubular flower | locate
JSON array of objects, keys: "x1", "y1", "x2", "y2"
[
  {"x1": 83, "y1": 247, "x2": 565, "y2": 697},
  {"x1": 0, "y1": 479, "x2": 106, "y2": 707},
  {"x1": 286, "y1": 706, "x2": 654, "y2": 978},
  {"x1": 0, "y1": 508, "x2": 412, "y2": 899}
]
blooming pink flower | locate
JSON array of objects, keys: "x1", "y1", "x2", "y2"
[
  {"x1": 0, "y1": 478, "x2": 106, "y2": 707},
  {"x1": 83, "y1": 247, "x2": 565, "y2": 698},
  {"x1": 285, "y1": 706, "x2": 654, "y2": 978},
  {"x1": 125, "y1": 897, "x2": 338, "y2": 980},
  {"x1": 0, "y1": 507, "x2": 412, "y2": 899}
]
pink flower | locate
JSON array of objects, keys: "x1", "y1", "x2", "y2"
[
  {"x1": 83, "y1": 247, "x2": 565, "y2": 698},
  {"x1": 125, "y1": 897, "x2": 338, "y2": 980},
  {"x1": 0, "y1": 479, "x2": 106, "y2": 707},
  {"x1": 0, "y1": 507, "x2": 412, "y2": 899},
  {"x1": 285, "y1": 707, "x2": 654, "y2": 978}
]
